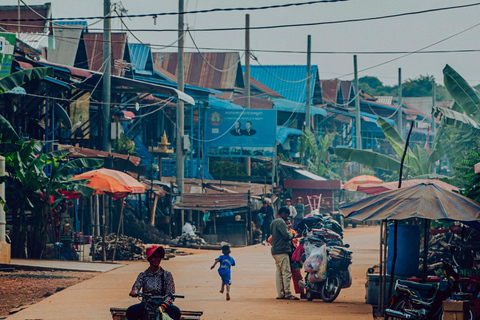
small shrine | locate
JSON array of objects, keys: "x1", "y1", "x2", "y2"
[{"x1": 149, "y1": 131, "x2": 174, "y2": 154}]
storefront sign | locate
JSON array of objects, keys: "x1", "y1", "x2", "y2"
[{"x1": 0, "y1": 33, "x2": 16, "y2": 78}]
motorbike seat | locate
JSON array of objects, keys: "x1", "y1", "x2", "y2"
[{"x1": 397, "y1": 280, "x2": 437, "y2": 297}]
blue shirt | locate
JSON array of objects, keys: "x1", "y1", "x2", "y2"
[{"x1": 217, "y1": 254, "x2": 235, "y2": 273}]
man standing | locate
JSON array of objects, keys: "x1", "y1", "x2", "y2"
[
  {"x1": 270, "y1": 207, "x2": 299, "y2": 300},
  {"x1": 285, "y1": 198, "x2": 297, "y2": 222},
  {"x1": 260, "y1": 200, "x2": 274, "y2": 245}
]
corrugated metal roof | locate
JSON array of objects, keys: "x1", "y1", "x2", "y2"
[
  {"x1": 0, "y1": 4, "x2": 51, "y2": 33},
  {"x1": 174, "y1": 193, "x2": 249, "y2": 210},
  {"x1": 84, "y1": 32, "x2": 126, "y2": 75},
  {"x1": 152, "y1": 52, "x2": 244, "y2": 90},
  {"x1": 17, "y1": 33, "x2": 50, "y2": 50},
  {"x1": 375, "y1": 96, "x2": 394, "y2": 105},
  {"x1": 248, "y1": 65, "x2": 318, "y2": 103},
  {"x1": 320, "y1": 79, "x2": 340, "y2": 104},
  {"x1": 341, "y1": 81, "x2": 353, "y2": 103},
  {"x1": 128, "y1": 43, "x2": 153, "y2": 74},
  {"x1": 46, "y1": 27, "x2": 83, "y2": 66},
  {"x1": 55, "y1": 21, "x2": 87, "y2": 31},
  {"x1": 249, "y1": 77, "x2": 283, "y2": 98}
]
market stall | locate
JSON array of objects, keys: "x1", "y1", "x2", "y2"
[
  {"x1": 173, "y1": 193, "x2": 251, "y2": 246},
  {"x1": 340, "y1": 182, "x2": 480, "y2": 315}
]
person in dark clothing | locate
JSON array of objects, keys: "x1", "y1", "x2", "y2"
[
  {"x1": 260, "y1": 200, "x2": 274, "y2": 245},
  {"x1": 127, "y1": 245, "x2": 181, "y2": 320}
]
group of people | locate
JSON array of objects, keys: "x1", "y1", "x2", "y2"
[{"x1": 125, "y1": 197, "x2": 306, "y2": 319}]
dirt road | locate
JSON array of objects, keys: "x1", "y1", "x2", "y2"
[{"x1": 7, "y1": 226, "x2": 380, "y2": 320}]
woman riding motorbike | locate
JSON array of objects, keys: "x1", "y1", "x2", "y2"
[{"x1": 126, "y1": 245, "x2": 181, "y2": 320}]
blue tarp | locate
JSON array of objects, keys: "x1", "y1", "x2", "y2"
[
  {"x1": 207, "y1": 97, "x2": 244, "y2": 110},
  {"x1": 272, "y1": 98, "x2": 327, "y2": 116},
  {"x1": 277, "y1": 126, "x2": 303, "y2": 145},
  {"x1": 361, "y1": 112, "x2": 395, "y2": 126}
]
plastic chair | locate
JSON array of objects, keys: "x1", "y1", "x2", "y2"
[{"x1": 307, "y1": 194, "x2": 322, "y2": 211}]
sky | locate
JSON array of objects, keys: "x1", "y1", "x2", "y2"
[{"x1": 5, "y1": 0, "x2": 480, "y2": 86}]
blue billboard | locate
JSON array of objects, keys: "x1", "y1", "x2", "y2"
[{"x1": 205, "y1": 109, "x2": 277, "y2": 157}]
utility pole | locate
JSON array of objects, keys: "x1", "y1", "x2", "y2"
[
  {"x1": 176, "y1": 0, "x2": 185, "y2": 196},
  {"x1": 17, "y1": 0, "x2": 20, "y2": 34},
  {"x1": 305, "y1": 35, "x2": 312, "y2": 130},
  {"x1": 354, "y1": 55, "x2": 362, "y2": 149},
  {"x1": 245, "y1": 14, "x2": 251, "y2": 177},
  {"x1": 431, "y1": 77, "x2": 436, "y2": 174},
  {"x1": 102, "y1": 0, "x2": 112, "y2": 152},
  {"x1": 431, "y1": 77, "x2": 436, "y2": 136},
  {"x1": 397, "y1": 68, "x2": 403, "y2": 139}
]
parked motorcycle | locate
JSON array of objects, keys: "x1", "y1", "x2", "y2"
[
  {"x1": 300, "y1": 244, "x2": 352, "y2": 303},
  {"x1": 385, "y1": 248, "x2": 475, "y2": 320},
  {"x1": 137, "y1": 292, "x2": 184, "y2": 320}
]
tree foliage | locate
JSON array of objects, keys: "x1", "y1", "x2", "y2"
[
  {"x1": 0, "y1": 115, "x2": 103, "y2": 258},
  {"x1": 359, "y1": 75, "x2": 451, "y2": 101}
]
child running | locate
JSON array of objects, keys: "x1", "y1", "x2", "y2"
[{"x1": 210, "y1": 244, "x2": 236, "y2": 300}]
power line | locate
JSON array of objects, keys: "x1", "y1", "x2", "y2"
[
  {"x1": 4, "y1": 0, "x2": 349, "y2": 22},
  {"x1": 3, "y1": 2, "x2": 479, "y2": 33}
]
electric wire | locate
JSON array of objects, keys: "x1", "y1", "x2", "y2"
[
  {"x1": 8, "y1": 0, "x2": 350, "y2": 22},
  {"x1": 187, "y1": 29, "x2": 244, "y2": 73},
  {"x1": 332, "y1": 20, "x2": 480, "y2": 80}
]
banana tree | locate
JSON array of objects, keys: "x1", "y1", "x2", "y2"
[
  {"x1": 299, "y1": 129, "x2": 340, "y2": 179},
  {"x1": 0, "y1": 115, "x2": 103, "y2": 258},
  {"x1": 334, "y1": 117, "x2": 445, "y2": 178}
]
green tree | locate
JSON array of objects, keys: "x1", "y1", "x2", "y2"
[{"x1": 0, "y1": 115, "x2": 103, "y2": 258}]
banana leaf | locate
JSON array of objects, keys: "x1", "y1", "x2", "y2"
[
  {"x1": 377, "y1": 117, "x2": 420, "y2": 171},
  {"x1": 433, "y1": 106, "x2": 480, "y2": 132},
  {"x1": 443, "y1": 64, "x2": 480, "y2": 119},
  {"x1": 0, "y1": 67, "x2": 54, "y2": 94},
  {"x1": 0, "y1": 115, "x2": 19, "y2": 142},
  {"x1": 334, "y1": 147, "x2": 409, "y2": 172},
  {"x1": 412, "y1": 144, "x2": 429, "y2": 175},
  {"x1": 428, "y1": 126, "x2": 445, "y2": 165}
]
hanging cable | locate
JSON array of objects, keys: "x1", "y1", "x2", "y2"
[
  {"x1": 331, "y1": 20, "x2": 480, "y2": 80},
  {"x1": 187, "y1": 29, "x2": 244, "y2": 73}
]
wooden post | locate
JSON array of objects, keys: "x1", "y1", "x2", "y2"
[
  {"x1": 112, "y1": 199, "x2": 124, "y2": 262},
  {"x1": 149, "y1": 194, "x2": 158, "y2": 226}
]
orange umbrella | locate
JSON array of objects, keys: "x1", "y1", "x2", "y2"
[
  {"x1": 343, "y1": 175, "x2": 382, "y2": 191},
  {"x1": 71, "y1": 168, "x2": 145, "y2": 199}
]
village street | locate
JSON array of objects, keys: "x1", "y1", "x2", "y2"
[{"x1": 7, "y1": 226, "x2": 379, "y2": 320}]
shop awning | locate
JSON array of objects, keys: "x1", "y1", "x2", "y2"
[
  {"x1": 294, "y1": 169, "x2": 327, "y2": 181},
  {"x1": 174, "y1": 193, "x2": 249, "y2": 210},
  {"x1": 207, "y1": 96, "x2": 244, "y2": 110}
]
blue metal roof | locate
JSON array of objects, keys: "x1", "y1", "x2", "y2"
[
  {"x1": 272, "y1": 98, "x2": 326, "y2": 116},
  {"x1": 277, "y1": 126, "x2": 303, "y2": 145},
  {"x1": 361, "y1": 112, "x2": 395, "y2": 126},
  {"x1": 247, "y1": 65, "x2": 317, "y2": 103},
  {"x1": 55, "y1": 21, "x2": 87, "y2": 30},
  {"x1": 208, "y1": 97, "x2": 243, "y2": 110},
  {"x1": 128, "y1": 43, "x2": 153, "y2": 74},
  {"x1": 133, "y1": 75, "x2": 211, "y2": 101}
]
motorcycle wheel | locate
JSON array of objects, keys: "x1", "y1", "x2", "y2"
[
  {"x1": 306, "y1": 290, "x2": 314, "y2": 301},
  {"x1": 320, "y1": 274, "x2": 342, "y2": 302},
  {"x1": 439, "y1": 305, "x2": 475, "y2": 320},
  {"x1": 388, "y1": 297, "x2": 410, "y2": 320}
]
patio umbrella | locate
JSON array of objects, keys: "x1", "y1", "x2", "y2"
[
  {"x1": 341, "y1": 182, "x2": 480, "y2": 222},
  {"x1": 356, "y1": 179, "x2": 458, "y2": 195},
  {"x1": 72, "y1": 168, "x2": 145, "y2": 199},
  {"x1": 343, "y1": 175, "x2": 382, "y2": 191}
]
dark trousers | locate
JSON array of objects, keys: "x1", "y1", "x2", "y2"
[{"x1": 126, "y1": 302, "x2": 181, "y2": 320}]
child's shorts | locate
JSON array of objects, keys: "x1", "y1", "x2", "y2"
[{"x1": 218, "y1": 268, "x2": 231, "y2": 285}]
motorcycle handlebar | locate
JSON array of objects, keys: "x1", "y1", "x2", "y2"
[{"x1": 138, "y1": 292, "x2": 184, "y2": 299}]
